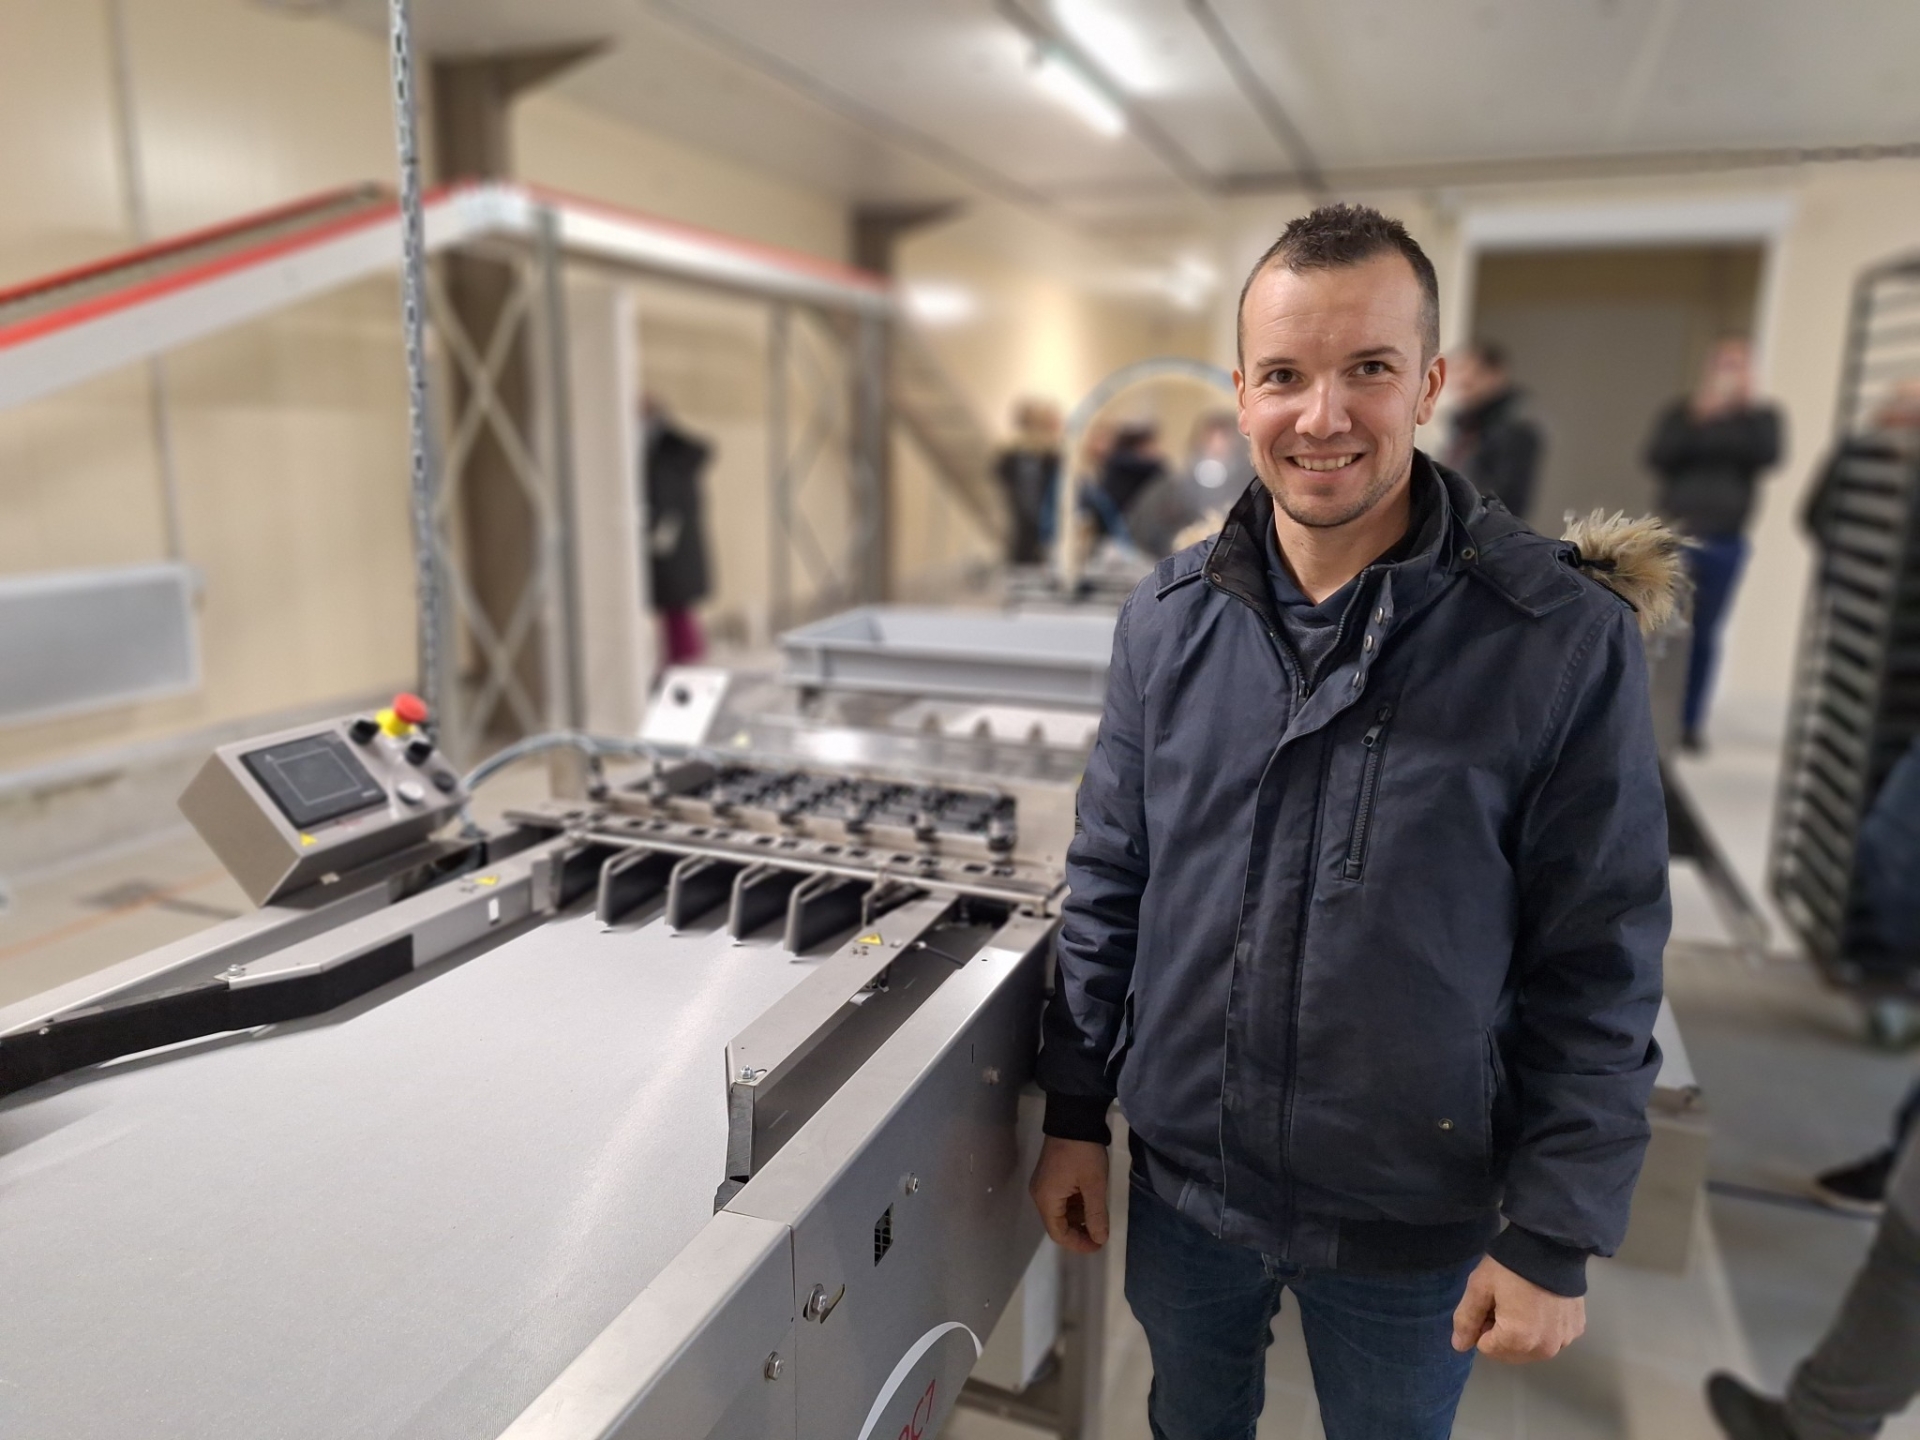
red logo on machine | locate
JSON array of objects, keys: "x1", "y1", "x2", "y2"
[{"x1": 897, "y1": 1377, "x2": 937, "y2": 1440}]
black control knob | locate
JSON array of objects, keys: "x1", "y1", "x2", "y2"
[
  {"x1": 348, "y1": 717, "x2": 380, "y2": 745},
  {"x1": 405, "y1": 737, "x2": 434, "y2": 766},
  {"x1": 431, "y1": 768, "x2": 458, "y2": 794}
]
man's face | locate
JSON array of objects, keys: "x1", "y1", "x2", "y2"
[
  {"x1": 1234, "y1": 253, "x2": 1444, "y2": 530},
  {"x1": 1698, "y1": 339, "x2": 1752, "y2": 408}
]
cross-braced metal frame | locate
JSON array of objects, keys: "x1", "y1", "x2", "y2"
[
  {"x1": 767, "y1": 303, "x2": 888, "y2": 634},
  {"x1": 420, "y1": 230, "x2": 581, "y2": 765},
  {"x1": 416, "y1": 224, "x2": 890, "y2": 765}
]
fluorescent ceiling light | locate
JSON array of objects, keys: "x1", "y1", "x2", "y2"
[
  {"x1": 1164, "y1": 254, "x2": 1218, "y2": 311},
  {"x1": 1051, "y1": 0, "x2": 1161, "y2": 95},
  {"x1": 1030, "y1": 45, "x2": 1127, "y2": 137},
  {"x1": 902, "y1": 280, "x2": 980, "y2": 328}
]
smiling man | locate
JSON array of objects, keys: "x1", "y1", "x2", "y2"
[{"x1": 1029, "y1": 205, "x2": 1671, "y2": 1439}]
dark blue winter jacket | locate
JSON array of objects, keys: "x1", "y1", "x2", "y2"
[{"x1": 1037, "y1": 456, "x2": 1669, "y2": 1296}]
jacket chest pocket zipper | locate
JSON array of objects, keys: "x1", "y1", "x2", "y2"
[{"x1": 1342, "y1": 704, "x2": 1395, "y2": 881}]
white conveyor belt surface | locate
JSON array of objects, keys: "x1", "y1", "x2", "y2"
[{"x1": 0, "y1": 909, "x2": 820, "y2": 1440}]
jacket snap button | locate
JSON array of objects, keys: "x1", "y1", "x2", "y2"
[
  {"x1": 1374, "y1": 607, "x2": 1385, "y2": 623},
  {"x1": 1438, "y1": 1118, "x2": 1455, "y2": 1131},
  {"x1": 1351, "y1": 673, "x2": 1362, "y2": 690},
  {"x1": 1460, "y1": 547, "x2": 1477, "y2": 562},
  {"x1": 1363, "y1": 635, "x2": 1374, "y2": 652}
]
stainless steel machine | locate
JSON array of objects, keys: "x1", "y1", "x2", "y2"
[{"x1": 0, "y1": 646, "x2": 1109, "y2": 1440}]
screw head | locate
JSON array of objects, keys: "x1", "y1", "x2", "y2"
[{"x1": 764, "y1": 1352, "x2": 784, "y2": 1380}]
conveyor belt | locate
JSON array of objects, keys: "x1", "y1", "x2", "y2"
[{"x1": 0, "y1": 909, "x2": 820, "y2": 1440}]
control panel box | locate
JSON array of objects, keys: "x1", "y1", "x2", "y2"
[{"x1": 179, "y1": 705, "x2": 466, "y2": 906}]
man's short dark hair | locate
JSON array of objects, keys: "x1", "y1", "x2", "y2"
[{"x1": 1236, "y1": 203, "x2": 1441, "y2": 363}]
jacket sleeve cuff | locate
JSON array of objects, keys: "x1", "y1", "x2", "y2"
[
  {"x1": 1042, "y1": 1091, "x2": 1113, "y2": 1145},
  {"x1": 1488, "y1": 1225, "x2": 1590, "y2": 1298}
]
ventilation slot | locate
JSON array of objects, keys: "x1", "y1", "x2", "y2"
[{"x1": 873, "y1": 1205, "x2": 894, "y2": 1265}]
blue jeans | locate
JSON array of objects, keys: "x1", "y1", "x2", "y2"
[
  {"x1": 1125, "y1": 1176, "x2": 1478, "y2": 1440},
  {"x1": 1683, "y1": 533, "x2": 1749, "y2": 735}
]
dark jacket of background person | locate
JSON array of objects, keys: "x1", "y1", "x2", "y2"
[
  {"x1": 1644, "y1": 401, "x2": 1783, "y2": 537},
  {"x1": 995, "y1": 445, "x2": 1058, "y2": 565},
  {"x1": 1446, "y1": 386, "x2": 1544, "y2": 521},
  {"x1": 1097, "y1": 428, "x2": 1165, "y2": 518},
  {"x1": 644, "y1": 421, "x2": 713, "y2": 611},
  {"x1": 1037, "y1": 457, "x2": 1670, "y2": 1295}
]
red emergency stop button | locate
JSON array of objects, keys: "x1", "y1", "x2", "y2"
[{"x1": 393, "y1": 693, "x2": 429, "y2": 726}]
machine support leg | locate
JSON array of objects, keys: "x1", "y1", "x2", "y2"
[{"x1": 958, "y1": 1244, "x2": 1108, "y2": 1438}]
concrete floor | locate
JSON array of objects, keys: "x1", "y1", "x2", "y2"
[{"x1": 1, "y1": 735, "x2": 1914, "y2": 1439}]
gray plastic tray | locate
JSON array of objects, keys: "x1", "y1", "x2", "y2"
[{"x1": 779, "y1": 606, "x2": 1114, "y2": 708}]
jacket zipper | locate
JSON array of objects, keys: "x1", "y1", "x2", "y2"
[{"x1": 1342, "y1": 704, "x2": 1395, "y2": 881}]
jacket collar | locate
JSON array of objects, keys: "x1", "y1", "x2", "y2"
[
  {"x1": 1205, "y1": 451, "x2": 1462, "y2": 635},
  {"x1": 1201, "y1": 450, "x2": 1584, "y2": 631}
]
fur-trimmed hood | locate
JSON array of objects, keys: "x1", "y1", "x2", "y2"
[
  {"x1": 1169, "y1": 496, "x2": 1689, "y2": 637},
  {"x1": 1560, "y1": 510, "x2": 1690, "y2": 637}
]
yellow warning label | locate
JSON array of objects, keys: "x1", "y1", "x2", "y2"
[
  {"x1": 299, "y1": 834, "x2": 317, "y2": 847},
  {"x1": 858, "y1": 932, "x2": 884, "y2": 946},
  {"x1": 474, "y1": 875, "x2": 499, "y2": 887}
]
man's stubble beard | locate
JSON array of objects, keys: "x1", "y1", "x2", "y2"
[{"x1": 1257, "y1": 452, "x2": 1409, "y2": 531}]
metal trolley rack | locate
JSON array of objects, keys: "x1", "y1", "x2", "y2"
[{"x1": 1770, "y1": 252, "x2": 1920, "y2": 1042}]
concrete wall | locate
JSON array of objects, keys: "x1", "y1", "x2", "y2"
[
  {"x1": 0, "y1": 1, "x2": 871, "y2": 782},
  {"x1": 0, "y1": 0, "x2": 414, "y2": 777}
]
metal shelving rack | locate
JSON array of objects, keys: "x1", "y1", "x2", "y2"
[{"x1": 1770, "y1": 252, "x2": 1920, "y2": 1039}]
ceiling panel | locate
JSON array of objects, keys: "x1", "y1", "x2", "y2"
[
  {"x1": 312, "y1": 0, "x2": 1920, "y2": 233},
  {"x1": 1622, "y1": 1, "x2": 1920, "y2": 150},
  {"x1": 1215, "y1": 0, "x2": 1920, "y2": 172}
]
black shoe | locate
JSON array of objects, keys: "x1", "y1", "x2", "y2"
[
  {"x1": 1706, "y1": 1373, "x2": 1797, "y2": 1439},
  {"x1": 1811, "y1": 1149, "x2": 1895, "y2": 1215},
  {"x1": 1681, "y1": 728, "x2": 1707, "y2": 755}
]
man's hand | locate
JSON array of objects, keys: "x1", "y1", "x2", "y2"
[
  {"x1": 1451, "y1": 1255, "x2": 1585, "y2": 1364},
  {"x1": 1029, "y1": 1136, "x2": 1110, "y2": 1253}
]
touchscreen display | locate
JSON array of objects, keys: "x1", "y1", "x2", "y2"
[{"x1": 241, "y1": 733, "x2": 386, "y2": 830}]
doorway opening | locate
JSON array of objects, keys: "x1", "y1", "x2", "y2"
[{"x1": 1465, "y1": 244, "x2": 1765, "y2": 523}]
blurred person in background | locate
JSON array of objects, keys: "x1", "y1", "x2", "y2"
[
  {"x1": 1127, "y1": 412, "x2": 1245, "y2": 559},
  {"x1": 995, "y1": 397, "x2": 1062, "y2": 565},
  {"x1": 1708, "y1": 1113, "x2": 1920, "y2": 1439},
  {"x1": 1080, "y1": 419, "x2": 1166, "y2": 548},
  {"x1": 1807, "y1": 733, "x2": 1920, "y2": 1218},
  {"x1": 1099, "y1": 420, "x2": 1168, "y2": 519},
  {"x1": 641, "y1": 398, "x2": 714, "y2": 668},
  {"x1": 1644, "y1": 336, "x2": 1784, "y2": 752},
  {"x1": 1442, "y1": 340, "x2": 1545, "y2": 522}
]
